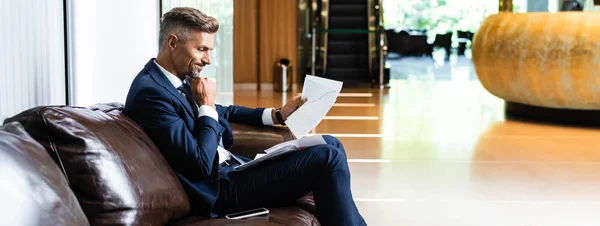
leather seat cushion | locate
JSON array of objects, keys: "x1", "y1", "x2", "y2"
[
  {"x1": 173, "y1": 207, "x2": 318, "y2": 226},
  {"x1": 0, "y1": 122, "x2": 89, "y2": 226},
  {"x1": 4, "y1": 103, "x2": 190, "y2": 225},
  {"x1": 172, "y1": 194, "x2": 319, "y2": 226}
]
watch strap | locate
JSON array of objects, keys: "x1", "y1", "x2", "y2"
[{"x1": 275, "y1": 108, "x2": 286, "y2": 125}]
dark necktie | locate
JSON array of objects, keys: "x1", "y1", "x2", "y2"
[{"x1": 177, "y1": 83, "x2": 198, "y2": 116}]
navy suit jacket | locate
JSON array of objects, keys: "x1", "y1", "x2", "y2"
[{"x1": 124, "y1": 59, "x2": 265, "y2": 217}]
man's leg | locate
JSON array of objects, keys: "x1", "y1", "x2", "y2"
[
  {"x1": 215, "y1": 135, "x2": 365, "y2": 226},
  {"x1": 322, "y1": 134, "x2": 346, "y2": 156}
]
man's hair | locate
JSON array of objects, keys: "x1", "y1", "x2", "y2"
[{"x1": 159, "y1": 7, "x2": 219, "y2": 49}]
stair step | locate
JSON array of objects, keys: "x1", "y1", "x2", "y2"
[
  {"x1": 328, "y1": 54, "x2": 368, "y2": 67},
  {"x1": 329, "y1": 4, "x2": 367, "y2": 16},
  {"x1": 325, "y1": 69, "x2": 372, "y2": 86},
  {"x1": 328, "y1": 41, "x2": 368, "y2": 54},
  {"x1": 329, "y1": 0, "x2": 366, "y2": 4},
  {"x1": 329, "y1": 16, "x2": 368, "y2": 29},
  {"x1": 328, "y1": 33, "x2": 368, "y2": 42},
  {"x1": 320, "y1": 0, "x2": 370, "y2": 86},
  {"x1": 326, "y1": 68, "x2": 370, "y2": 79}
]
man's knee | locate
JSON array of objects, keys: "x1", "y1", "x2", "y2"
[
  {"x1": 322, "y1": 135, "x2": 340, "y2": 146},
  {"x1": 327, "y1": 146, "x2": 350, "y2": 174},
  {"x1": 307, "y1": 144, "x2": 348, "y2": 172},
  {"x1": 322, "y1": 135, "x2": 345, "y2": 154}
]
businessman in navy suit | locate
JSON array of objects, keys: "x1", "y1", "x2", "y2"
[{"x1": 124, "y1": 7, "x2": 365, "y2": 226}]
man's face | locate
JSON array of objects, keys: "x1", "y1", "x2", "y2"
[{"x1": 171, "y1": 30, "x2": 214, "y2": 78}]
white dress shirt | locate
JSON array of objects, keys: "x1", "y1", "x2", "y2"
[{"x1": 154, "y1": 61, "x2": 275, "y2": 164}]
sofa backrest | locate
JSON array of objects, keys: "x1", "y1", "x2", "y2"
[
  {"x1": 5, "y1": 103, "x2": 190, "y2": 225},
  {"x1": 0, "y1": 122, "x2": 89, "y2": 226}
]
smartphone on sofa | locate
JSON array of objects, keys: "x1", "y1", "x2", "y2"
[{"x1": 225, "y1": 207, "x2": 269, "y2": 220}]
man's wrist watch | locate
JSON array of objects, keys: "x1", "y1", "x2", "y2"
[{"x1": 275, "y1": 108, "x2": 286, "y2": 125}]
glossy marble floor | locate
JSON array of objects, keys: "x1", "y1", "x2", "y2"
[{"x1": 233, "y1": 51, "x2": 600, "y2": 226}]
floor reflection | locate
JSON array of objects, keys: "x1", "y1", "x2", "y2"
[
  {"x1": 233, "y1": 51, "x2": 600, "y2": 225},
  {"x1": 389, "y1": 49, "x2": 478, "y2": 81}
]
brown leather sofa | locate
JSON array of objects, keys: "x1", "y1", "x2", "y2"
[{"x1": 0, "y1": 103, "x2": 319, "y2": 226}]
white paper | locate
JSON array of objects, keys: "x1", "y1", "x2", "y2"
[
  {"x1": 264, "y1": 134, "x2": 327, "y2": 153},
  {"x1": 235, "y1": 135, "x2": 327, "y2": 171},
  {"x1": 285, "y1": 75, "x2": 343, "y2": 138},
  {"x1": 254, "y1": 153, "x2": 266, "y2": 160}
]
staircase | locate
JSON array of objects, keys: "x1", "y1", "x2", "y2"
[{"x1": 325, "y1": 0, "x2": 370, "y2": 84}]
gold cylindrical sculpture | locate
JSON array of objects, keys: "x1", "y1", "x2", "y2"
[{"x1": 472, "y1": 12, "x2": 600, "y2": 110}]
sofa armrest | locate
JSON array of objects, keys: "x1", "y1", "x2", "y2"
[{"x1": 230, "y1": 123, "x2": 294, "y2": 159}]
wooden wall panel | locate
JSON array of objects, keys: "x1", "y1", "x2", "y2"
[
  {"x1": 259, "y1": 0, "x2": 297, "y2": 84},
  {"x1": 233, "y1": 0, "x2": 258, "y2": 83},
  {"x1": 233, "y1": 0, "x2": 297, "y2": 84}
]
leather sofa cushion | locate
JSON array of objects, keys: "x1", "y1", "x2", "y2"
[
  {"x1": 171, "y1": 194, "x2": 319, "y2": 226},
  {"x1": 0, "y1": 122, "x2": 89, "y2": 226},
  {"x1": 172, "y1": 206, "x2": 320, "y2": 226},
  {"x1": 5, "y1": 104, "x2": 190, "y2": 225}
]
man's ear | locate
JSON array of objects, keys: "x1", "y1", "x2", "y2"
[{"x1": 167, "y1": 34, "x2": 178, "y2": 50}]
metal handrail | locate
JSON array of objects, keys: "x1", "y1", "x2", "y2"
[
  {"x1": 379, "y1": 27, "x2": 387, "y2": 89},
  {"x1": 376, "y1": 0, "x2": 386, "y2": 88},
  {"x1": 322, "y1": 0, "x2": 329, "y2": 76},
  {"x1": 311, "y1": 26, "x2": 316, "y2": 76}
]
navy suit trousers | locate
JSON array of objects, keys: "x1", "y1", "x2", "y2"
[{"x1": 213, "y1": 135, "x2": 366, "y2": 226}]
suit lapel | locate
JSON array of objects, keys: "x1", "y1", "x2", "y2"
[{"x1": 144, "y1": 59, "x2": 196, "y2": 118}]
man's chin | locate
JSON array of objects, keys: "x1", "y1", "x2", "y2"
[{"x1": 188, "y1": 72, "x2": 202, "y2": 78}]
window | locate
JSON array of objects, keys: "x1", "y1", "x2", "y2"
[
  {"x1": 0, "y1": 0, "x2": 66, "y2": 121},
  {"x1": 67, "y1": 0, "x2": 159, "y2": 107},
  {"x1": 382, "y1": 0, "x2": 528, "y2": 33}
]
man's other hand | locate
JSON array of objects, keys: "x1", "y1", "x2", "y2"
[
  {"x1": 189, "y1": 77, "x2": 216, "y2": 109},
  {"x1": 281, "y1": 95, "x2": 307, "y2": 120}
]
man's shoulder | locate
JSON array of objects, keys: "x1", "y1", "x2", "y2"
[
  {"x1": 125, "y1": 70, "x2": 169, "y2": 109},
  {"x1": 128, "y1": 72, "x2": 162, "y2": 95}
]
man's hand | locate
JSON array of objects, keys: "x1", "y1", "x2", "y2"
[
  {"x1": 279, "y1": 95, "x2": 307, "y2": 121},
  {"x1": 188, "y1": 77, "x2": 216, "y2": 109}
]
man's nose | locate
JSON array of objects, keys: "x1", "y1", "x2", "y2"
[{"x1": 202, "y1": 52, "x2": 211, "y2": 65}]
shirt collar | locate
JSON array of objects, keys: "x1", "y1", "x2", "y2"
[{"x1": 154, "y1": 60, "x2": 183, "y2": 88}]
